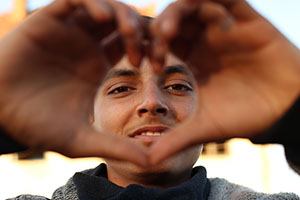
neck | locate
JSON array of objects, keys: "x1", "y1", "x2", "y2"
[{"x1": 106, "y1": 164, "x2": 193, "y2": 189}]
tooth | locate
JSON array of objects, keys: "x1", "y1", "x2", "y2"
[
  {"x1": 139, "y1": 131, "x2": 163, "y2": 136},
  {"x1": 146, "y1": 132, "x2": 153, "y2": 136}
]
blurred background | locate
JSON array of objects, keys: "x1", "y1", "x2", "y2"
[{"x1": 0, "y1": 0, "x2": 300, "y2": 199}]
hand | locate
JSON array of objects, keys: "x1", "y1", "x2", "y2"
[
  {"x1": 149, "y1": 0, "x2": 300, "y2": 164},
  {"x1": 0, "y1": 0, "x2": 148, "y2": 166}
]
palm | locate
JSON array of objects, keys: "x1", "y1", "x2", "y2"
[
  {"x1": 0, "y1": 8, "x2": 109, "y2": 150},
  {"x1": 0, "y1": 0, "x2": 147, "y2": 164},
  {"x1": 150, "y1": 0, "x2": 300, "y2": 164},
  {"x1": 177, "y1": 1, "x2": 300, "y2": 138}
]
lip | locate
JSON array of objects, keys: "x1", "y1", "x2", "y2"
[{"x1": 129, "y1": 126, "x2": 169, "y2": 138}]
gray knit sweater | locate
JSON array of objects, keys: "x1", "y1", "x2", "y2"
[
  {"x1": 9, "y1": 178, "x2": 300, "y2": 200},
  {"x1": 9, "y1": 165, "x2": 300, "y2": 200}
]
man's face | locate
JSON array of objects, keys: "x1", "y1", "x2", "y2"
[{"x1": 93, "y1": 54, "x2": 201, "y2": 186}]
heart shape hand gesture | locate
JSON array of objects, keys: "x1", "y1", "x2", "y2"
[{"x1": 0, "y1": 0, "x2": 299, "y2": 166}]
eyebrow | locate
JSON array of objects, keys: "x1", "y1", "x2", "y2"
[
  {"x1": 102, "y1": 64, "x2": 193, "y2": 83},
  {"x1": 102, "y1": 68, "x2": 139, "y2": 82},
  {"x1": 163, "y1": 64, "x2": 191, "y2": 76}
]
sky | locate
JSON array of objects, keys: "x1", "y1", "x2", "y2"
[
  {"x1": 0, "y1": 0, "x2": 300, "y2": 196},
  {"x1": 0, "y1": 0, "x2": 299, "y2": 47}
]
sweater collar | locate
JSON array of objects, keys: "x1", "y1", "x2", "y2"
[{"x1": 73, "y1": 163, "x2": 210, "y2": 200}]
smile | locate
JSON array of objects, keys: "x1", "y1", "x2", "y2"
[
  {"x1": 140, "y1": 131, "x2": 165, "y2": 136},
  {"x1": 128, "y1": 126, "x2": 169, "y2": 144},
  {"x1": 129, "y1": 126, "x2": 169, "y2": 138}
]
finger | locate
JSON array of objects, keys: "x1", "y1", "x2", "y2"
[
  {"x1": 150, "y1": 1, "x2": 201, "y2": 71},
  {"x1": 195, "y1": 2, "x2": 239, "y2": 52},
  {"x1": 212, "y1": 0, "x2": 262, "y2": 21},
  {"x1": 82, "y1": 0, "x2": 144, "y2": 67},
  {"x1": 202, "y1": 9, "x2": 273, "y2": 52},
  {"x1": 66, "y1": 7, "x2": 116, "y2": 41},
  {"x1": 110, "y1": 2, "x2": 144, "y2": 67},
  {"x1": 151, "y1": 1, "x2": 199, "y2": 41},
  {"x1": 192, "y1": 1, "x2": 252, "y2": 53},
  {"x1": 46, "y1": 0, "x2": 144, "y2": 67},
  {"x1": 42, "y1": 0, "x2": 73, "y2": 17},
  {"x1": 43, "y1": 0, "x2": 115, "y2": 42},
  {"x1": 100, "y1": 30, "x2": 124, "y2": 66},
  {"x1": 173, "y1": 1, "x2": 270, "y2": 57},
  {"x1": 149, "y1": 111, "x2": 222, "y2": 165},
  {"x1": 198, "y1": 1, "x2": 234, "y2": 29},
  {"x1": 45, "y1": 0, "x2": 113, "y2": 21},
  {"x1": 73, "y1": 0, "x2": 144, "y2": 66},
  {"x1": 185, "y1": 0, "x2": 261, "y2": 21},
  {"x1": 150, "y1": 2, "x2": 186, "y2": 63},
  {"x1": 78, "y1": 0, "x2": 114, "y2": 21},
  {"x1": 59, "y1": 126, "x2": 149, "y2": 167},
  {"x1": 149, "y1": 38, "x2": 167, "y2": 74}
]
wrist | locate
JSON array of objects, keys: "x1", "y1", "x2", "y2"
[
  {"x1": 251, "y1": 96, "x2": 300, "y2": 145},
  {"x1": 0, "y1": 126, "x2": 27, "y2": 155}
]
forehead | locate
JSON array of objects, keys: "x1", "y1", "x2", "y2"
[
  {"x1": 103, "y1": 53, "x2": 194, "y2": 81},
  {"x1": 115, "y1": 53, "x2": 185, "y2": 68}
]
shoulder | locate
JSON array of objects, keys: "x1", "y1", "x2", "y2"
[
  {"x1": 51, "y1": 176, "x2": 78, "y2": 200},
  {"x1": 208, "y1": 177, "x2": 300, "y2": 200},
  {"x1": 7, "y1": 165, "x2": 103, "y2": 200},
  {"x1": 51, "y1": 167, "x2": 96, "y2": 199},
  {"x1": 6, "y1": 195, "x2": 49, "y2": 200}
]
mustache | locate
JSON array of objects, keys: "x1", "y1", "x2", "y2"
[{"x1": 124, "y1": 118, "x2": 179, "y2": 136}]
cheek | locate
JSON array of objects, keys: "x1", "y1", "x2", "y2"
[
  {"x1": 171, "y1": 97, "x2": 197, "y2": 121},
  {"x1": 93, "y1": 98, "x2": 133, "y2": 134}
]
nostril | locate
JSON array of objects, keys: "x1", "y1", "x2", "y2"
[
  {"x1": 140, "y1": 109, "x2": 148, "y2": 113},
  {"x1": 156, "y1": 108, "x2": 166, "y2": 114},
  {"x1": 138, "y1": 107, "x2": 167, "y2": 116}
]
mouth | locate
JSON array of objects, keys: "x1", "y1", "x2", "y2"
[{"x1": 129, "y1": 126, "x2": 168, "y2": 143}]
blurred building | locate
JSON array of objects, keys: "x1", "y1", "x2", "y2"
[
  {"x1": 0, "y1": 0, "x2": 26, "y2": 37},
  {"x1": 0, "y1": 0, "x2": 300, "y2": 199},
  {"x1": 0, "y1": 0, "x2": 156, "y2": 38}
]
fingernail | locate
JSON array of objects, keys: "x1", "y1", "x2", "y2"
[
  {"x1": 219, "y1": 16, "x2": 235, "y2": 30},
  {"x1": 152, "y1": 59, "x2": 164, "y2": 74},
  {"x1": 152, "y1": 38, "x2": 167, "y2": 60},
  {"x1": 128, "y1": 50, "x2": 142, "y2": 68},
  {"x1": 95, "y1": 0, "x2": 113, "y2": 22},
  {"x1": 161, "y1": 20, "x2": 172, "y2": 38},
  {"x1": 198, "y1": 75, "x2": 210, "y2": 85}
]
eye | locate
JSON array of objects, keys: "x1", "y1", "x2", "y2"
[
  {"x1": 166, "y1": 84, "x2": 192, "y2": 91},
  {"x1": 164, "y1": 84, "x2": 193, "y2": 95},
  {"x1": 108, "y1": 86, "x2": 134, "y2": 95}
]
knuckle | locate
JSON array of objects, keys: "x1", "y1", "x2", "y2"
[{"x1": 120, "y1": 24, "x2": 136, "y2": 37}]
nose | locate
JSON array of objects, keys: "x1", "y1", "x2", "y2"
[{"x1": 136, "y1": 82, "x2": 169, "y2": 117}]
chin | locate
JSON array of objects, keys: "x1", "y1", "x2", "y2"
[
  {"x1": 105, "y1": 145, "x2": 202, "y2": 187},
  {"x1": 107, "y1": 155, "x2": 179, "y2": 177},
  {"x1": 106, "y1": 157, "x2": 192, "y2": 188},
  {"x1": 126, "y1": 157, "x2": 178, "y2": 175}
]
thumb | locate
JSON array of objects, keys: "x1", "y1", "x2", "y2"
[
  {"x1": 56, "y1": 126, "x2": 149, "y2": 167},
  {"x1": 149, "y1": 111, "x2": 222, "y2": 165}
]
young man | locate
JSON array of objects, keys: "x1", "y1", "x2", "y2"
[
  {"x1": 0, "y1": 0, "x2": 300, "y2": 199},
  {"x1": 11, "y1": 55, "x2": 300, "y2": 200}
]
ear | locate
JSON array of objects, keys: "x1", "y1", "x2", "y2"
[
  {"x1": 89, "y1": 113, "x2": 94, "y2": 124},
  {"x1": 88, "y1": 101, "x2": 95, "y2": 124}
]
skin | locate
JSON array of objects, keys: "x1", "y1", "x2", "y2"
[
  {"x1": 93, "y1": 54, "x2": 202, "y2": 188},
  {"x1": 0, "y1": 0, "x2": 148, "y2": 165},
  {"x1": 149, "y1": 0, "x2": 300, "y2": 164},
  {"x1": 0, "y1": 0, "x2": 299, "y2": 171}
]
